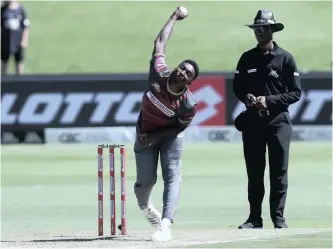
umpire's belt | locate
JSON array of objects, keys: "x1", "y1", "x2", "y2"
[
  {"x1": 258, "y1": 109, "x2": 270, "y2": 116},
  {"x1": 248, "y1": 107, "x2": 287, "y2": 117},
  {"x1": 247, "y1": 108, "x2": 270, "y2": 116}
]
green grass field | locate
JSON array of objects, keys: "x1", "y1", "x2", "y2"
[
  {"x1": 189, "y1": 231, "x2": 333, "y2": 248},
  {"x1": 1, "y1": 142, "x2": 331, "y2": 248},
  {"x1": 8, "y1": 1, "x2": 332, "y2": 74}
]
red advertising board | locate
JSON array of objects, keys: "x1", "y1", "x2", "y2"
[{"x1": 189, "y1": 76, "x2": 226, "y2": 126}]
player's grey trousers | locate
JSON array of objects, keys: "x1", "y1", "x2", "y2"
[{"x1": 134, "y1": 134, "x2": 184, "y2": 221}]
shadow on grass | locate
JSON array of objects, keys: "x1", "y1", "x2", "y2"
[{"x1": 2, "y1": 235, "x2": 151, "y2": 243}]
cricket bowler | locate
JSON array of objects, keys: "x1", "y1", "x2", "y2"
[{"x1": 133, "y1": 6, "x2": 199, "y2": 242}]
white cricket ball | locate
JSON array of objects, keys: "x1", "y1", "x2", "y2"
[{"x1": 178, "y1": 6, "x2": 188, "y2": 17}]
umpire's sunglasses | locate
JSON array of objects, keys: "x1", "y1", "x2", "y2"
[{"x1": 253, "y1": 26, "x2": 271, "y2": 33}]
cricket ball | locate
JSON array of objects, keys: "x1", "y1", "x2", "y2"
[{"x1": 178, "y1": 6, "x2": 188, "y2": 19}]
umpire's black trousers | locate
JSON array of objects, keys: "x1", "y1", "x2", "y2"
[{"x1": 241, "y1": 109, "x2": 292, "y2": 224}]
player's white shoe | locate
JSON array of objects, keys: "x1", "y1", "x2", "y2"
[
  {"x1": 142, "y1": 202, "x2": 162, "y2": 228},
  {"x1": 151, "y1": 218, "x2": 172, "y2": 242}
]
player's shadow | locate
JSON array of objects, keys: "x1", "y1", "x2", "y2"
[
  {"x1": 2, "y1": 236, "x2": 151, "y2": 243},
  {"x1": 29, "y1": 237, "x2": 118, "y2": 242}
]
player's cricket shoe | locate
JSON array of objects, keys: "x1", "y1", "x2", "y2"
[
  {"x1": 151, "y1": 218, "x2": 172, "y2": 242},
  {"x1": 142, "y1": 202, "x2": 162, "y2": 228}
]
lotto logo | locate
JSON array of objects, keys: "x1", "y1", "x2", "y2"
[{"x1": 189, "y1": 76, "x2": 226, "y2": 126}]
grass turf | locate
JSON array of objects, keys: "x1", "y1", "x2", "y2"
[
  {"x1": 1, "y1": 142, "x2": 331, "y2": 247},
  {"x1": 8, "y1": 1, "x2": 332, "y2": 74},
  {"x1": 188, "y1": 231, "x2": 332, "y2": 248}
]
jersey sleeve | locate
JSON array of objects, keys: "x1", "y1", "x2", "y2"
[
  {"x1": 178, "y1": 105, "x2": 196, "y2": 124},
  {"x1": 1, "y1": 7, "x2": 4, "y2": 28},
  {"x1": 232, "y1": 53, "x2": 248, "y2": 103},
  {"x1": 20, "y1": 6, "x2": 30, "y2": 28},
  {"x1": 266, "y1": 55, "x2": 302, "y2": 106},
  {"x1": 149, "y1": 53, "x2": 171, "y2": 79}
]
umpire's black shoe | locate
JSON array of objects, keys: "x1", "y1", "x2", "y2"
[
  {"x1": 238, "y1": 220, "x2": 263, "y2": 229},
  {"x1": 274, "y1": 221, "x2": 288, "y2": 229}
]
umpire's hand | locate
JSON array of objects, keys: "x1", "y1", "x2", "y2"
[
  {"x1": 255, "y1": 96, "x2": 267, "y2": 109},
  {"x1": 245, "y1": 94, "x2": 257, "y2": 107}
]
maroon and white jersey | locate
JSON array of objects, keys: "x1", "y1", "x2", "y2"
[{"x1": 136, "y1": 53, "x2": 197, "y2": 134}]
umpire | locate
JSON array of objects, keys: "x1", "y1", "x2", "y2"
[{"x1": 233, "y1": 10, "x2": 301, "y2": 229}]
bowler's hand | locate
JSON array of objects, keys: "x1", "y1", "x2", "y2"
[
  {"x1": 138, "y1": 134, "x2": 152, "y2": 147},
  {"x1": 245, "y1": 94, "x2": 257, "y2": 107},
  {"x1": 255, "y1": 96, "x2": 267, "y2": 109},
  {"x1": 172, "y1": 6, "x2": 188, "y2": 20}
]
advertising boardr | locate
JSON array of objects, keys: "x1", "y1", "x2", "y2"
[
  {"x1": 1, "y1": 75, "x2": 226, "y2": 131},
  {"x1": 188, "y1": 76, "x2": 226, "y2": 126},
  {"x1": 45, "y1": 125, "x2": 332, "y2": 144},
  {"x1": 2, "y1": 92, "x2": 143, "y2": 126},
  {"x1": 1, "y1": 131, "x2": 44, "y2": 144},
  {"x1": 2, "y1": 73, "x2": 332, "y2": 133}
]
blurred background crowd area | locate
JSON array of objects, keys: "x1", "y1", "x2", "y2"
[{"x1": 1, "y1": 0, "x2": 332, "y2": 75}]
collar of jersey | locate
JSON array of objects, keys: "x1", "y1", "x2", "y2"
[
  {"x1": 256, "y1": 41, "x2": 279, "y2": 56},
  {"x1": 167, "y1": 77, "x2": 186, "y2": 96}
]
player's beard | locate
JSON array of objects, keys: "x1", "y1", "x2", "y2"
[
  {"x1": 171, "y1": 69, "x2": 186, "y2": 84},
  {"x1": 170, "y1": 71, "x2": 179, "y2": 83}
]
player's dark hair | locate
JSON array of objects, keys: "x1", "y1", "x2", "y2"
[{"x1": 183, "y1": 59, "x2": 199, "y2": 80}]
